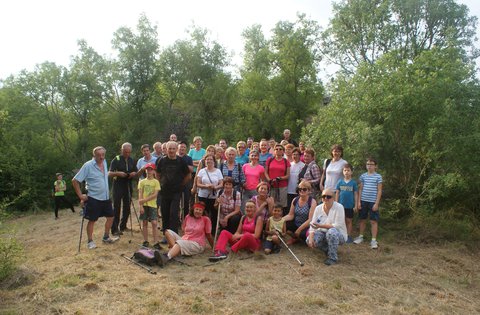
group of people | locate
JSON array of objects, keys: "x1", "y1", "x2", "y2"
[{"x1": 65, "y1": 129, "x2": 383, "y2": 266}]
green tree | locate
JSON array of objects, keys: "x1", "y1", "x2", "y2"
[
  {"x1": 112, "y1": 13, "x2": 160, "y2": 114},
  {"x1": 304, "y1": 47, "x2": 480, "y2": 221},
  {"x1": 322, "y1": 0, "x2": 478, "y2": 73}
]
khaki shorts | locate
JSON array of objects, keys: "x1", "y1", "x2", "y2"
[
  {"x1": 166, "y1": 230, "x2": 204, "y2": 256},
  {"x1": 271, "y1": 187, "x2": 288, "y2": 208}
]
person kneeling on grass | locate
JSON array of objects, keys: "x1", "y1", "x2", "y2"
[
  {"x1": 210, "y1": 199, "x2": 263, "y2": 261},
  {"x1": 264, "y1": 203, "x2": 286, "y2": 254},
  {"x1": 158, "y1": 202, "x2": 214, "y2": 266},
  {"x1": 307, "y1": 188, "x2": 347, "y2": 266},
  {"x1": 138, "y1": 163, "x2": 161, "y2": 249}
]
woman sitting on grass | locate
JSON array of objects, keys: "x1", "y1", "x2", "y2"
[
  {"x1": 159, "y1": 202, "x2": 214, "y2": 266},
  {"x1": 209, "y1": 199, "x2": 263, "y2": 261}
]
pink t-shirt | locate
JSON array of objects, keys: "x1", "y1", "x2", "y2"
[
  {"x1": 182, "y1": 215, "x2": 212, "y2": 247},
  {"x1": 242, "y1": 163, "x2": 265, "y2": 190},
  {"x1": 266, "y1": 157, "x2": 291, "y2": 188}
]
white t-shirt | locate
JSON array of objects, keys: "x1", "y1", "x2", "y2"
[
  {"x1": 288, "y1": 161, "x2": 305, "y2": 194},
  {"x1": 323, "y1": 158, "x2": 347, "y2": 190},
  {"x1": 197, "y1": 168, "x2": 223, "y2": 199}
]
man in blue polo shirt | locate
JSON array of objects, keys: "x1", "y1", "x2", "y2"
[{"x1": 73, "y1": 146, "x2": 118, "y2": 250}]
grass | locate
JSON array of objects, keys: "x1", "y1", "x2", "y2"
[{"x1": 0, "y1": 206, "x2": 479, "y2": 314}]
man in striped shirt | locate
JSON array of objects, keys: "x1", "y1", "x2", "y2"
[{"x1": 353, "y1": 158, "x2": 383, "y2": 249}]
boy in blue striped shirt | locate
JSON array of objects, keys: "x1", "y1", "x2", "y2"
[{"x1": 353, "y1": 158, "x2": 383, "y2": 249}]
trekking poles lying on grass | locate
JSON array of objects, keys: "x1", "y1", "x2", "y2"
[
  {"x1": 120, "y1": 254, "x2": 157, "y2": 274},
  {"x1": 275, "y1": 228, "x2": 304, "y2": 267}
]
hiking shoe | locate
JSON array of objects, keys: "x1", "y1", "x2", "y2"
[
  {"x1": 272, "y1": 245, "x2": 281, "y2": 254},
  {"x1": 370, "y1": 240, "x2": 378, "y2": 249},
  {"x1": 353, "y1": 236, "x2": 364, "y2": 244},
  {"x1": 112, "y1": 230, "x2": 123, "y2": 236},
  {"x1": 324, "y1": 258, "x2": 337, "y2": 266},
  {"x1": 87, "y1": 241, "x2": 96, "y2": 249},
  {"x1": 154, "y1": 251, "x2": 169, "y2": 267},
  {"x1": 346, "y1": 236, "x2": 353, "y2": 244},
  {"x1": 142, "y1": 241, "x2": 150, "y2": 248},
  {"x1": 208, "y1": 251, "x2": 228, "y2": 262},
  {"x1": 159, "y1": 237, "x2": 168, "y2": 245},
  {"x1": 102, "y1": 236, "x2": 119, "y2": 244},
  {"x1": 153, "y1": 242, "x2": 162, "y2": 250}
]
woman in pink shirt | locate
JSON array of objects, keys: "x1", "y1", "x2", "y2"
[
  {"x1": 160, "y1": 202, "x2": 213, "y2": 266},
  {"x1": 242, "y1": 150, "x2": 265, "y2": 212},
  {"x1": 209, "y1": 200, "x2": 263, "y2": 261}
]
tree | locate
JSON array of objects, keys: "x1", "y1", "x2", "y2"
[
  {"x1": 322, "y1": 0, "x2": 478, "y2": 73},
  {"x1": 304, "y1": 47, "x2": 480, "y2": 221},
  {"x1": 112, "y1": 14, "x2": 160, "y2": 114}
]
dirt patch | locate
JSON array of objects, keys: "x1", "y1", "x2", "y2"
[{"x1": 1, "y1": 208, "x2": 479, "y2": 314}]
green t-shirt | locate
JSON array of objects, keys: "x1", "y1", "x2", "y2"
[
  {"x1": 54, "y1": 180, "x2": 66, "y2": 197},
  {"x1": 138, "y1": 178, "x2": 160, "y2": 208}
]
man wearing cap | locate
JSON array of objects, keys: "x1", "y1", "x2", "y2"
[
  {"x1": 72, "y1": 146, "x2": 118, "y2": 249},
  {"x1": 53, "y1": 172, "x2": 75, "y2": 219},
  {"x1": 155, "y1": 141, "x2": 190, "y2": 235},
  {"x1": 108, "y1": 142, "x2": 137, "y2": 235}
]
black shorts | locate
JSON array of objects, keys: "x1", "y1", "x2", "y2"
[
  {"x1": 85, "y1": 197, "x2": 114, "y2": 221},
  {"x1": 344, "y1": 208, "x2": 354, "y2": 219}
]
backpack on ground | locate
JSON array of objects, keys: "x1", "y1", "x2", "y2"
[{"x1": 133, "y1": 248, "x2": 161, "y2": 266}]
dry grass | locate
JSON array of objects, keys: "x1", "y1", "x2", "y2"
[{"x1": 1, "y1": 206, "x2": 479, "y2": 315}]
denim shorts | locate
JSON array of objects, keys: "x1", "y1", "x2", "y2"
[
  {"x1": 359, "y1": 201, "x2": 379, "y2": 221},
  {"x1": 139, "y1": 206, "x2": 158, "y2": 221}
]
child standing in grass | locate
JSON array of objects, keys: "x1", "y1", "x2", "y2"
[
  {"x1": 354, "y1": 158, "x2": 383, "y2": 249},
  {"x1": 335, "y1": 164, "x2": 358, "y2": 243},
  {"x1": 264, "y1": 204, "x2": 286, "y2": 254},
  {"x1": 138, "y1": 163, "x2": 161, "y2": 249}
]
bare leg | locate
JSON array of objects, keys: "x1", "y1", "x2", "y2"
[
  {"x1": 168, "y1": 244, "x2": 181, "y2": 259},
  {"x1": 152, "y1": 221, "x2": 159, "y2": 243},
  {"x1": 164, "y1": 230, "x2": 176, "y2": 248},
  {"x1": 105, "y1": 217, "x2": 114, "y2": 236},
  {"x1": 358, "y1": 219, "x2": 366, "y2": 236},
  {"x1": 371, "y1": 220, "x2": 378, "y2": 239},
  {"x1": 142, "y1": 221, "x2": 149, "y2": 242},
  {"x1": 346, "y1": 218, "x2": 353, "y2": 236},
  {"x1": 87, "y1": 221, "x2": 95, "y2": 241}
]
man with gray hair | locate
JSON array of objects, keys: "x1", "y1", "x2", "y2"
[
  {"x1": 73, "y1": 146, "x2": 118, "y2": 249},
  {"x1": 152, "y1": 142, "x2": 163, "y2": 159},
  {"x1": 108, "y1": 142, "x2": 137, "y2": 235}
]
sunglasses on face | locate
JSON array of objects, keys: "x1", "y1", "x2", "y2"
[
  {"x1": 298, "y1": 188, "x2": 309, "y2": 192},
  {"x1": 321, "y1": 195, "x2": 333, "y2": 200}
]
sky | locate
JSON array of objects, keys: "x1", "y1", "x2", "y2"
[{"x1": 0, "y1": 0, "x2": 479, "y2": 81}]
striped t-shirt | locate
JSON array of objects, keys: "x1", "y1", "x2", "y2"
[{"x1": 359, "y1": 172, "x2": 382, "y2": 203}]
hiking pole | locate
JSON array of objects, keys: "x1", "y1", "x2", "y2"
[
  {"x1": 212, "y1": 203, "x2": 222, "y2": 253},
  {"x1": 120, "y1": 254, "x2": 157, "y2": 274},
  {"x1": 275, "y1": 228, "x2": 304, "y2": 266},
  {"x1": 128, "y1": 184, "x2": 142, "y2": 232},
  {"x1": 77, "y1": 205, "x2": 85, "y2": 254}
]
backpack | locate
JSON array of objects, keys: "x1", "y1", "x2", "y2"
[{"x1": 133, "y1": 248, "x2": 161, "y2": 266}]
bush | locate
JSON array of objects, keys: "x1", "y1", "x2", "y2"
[{"x1": 0, "y1": 233, "x2": 23, "y2": 282}]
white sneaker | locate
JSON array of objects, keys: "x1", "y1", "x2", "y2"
[
  {"x1": 87, "y1": 241, "x2": 96, "y2": 249},
  {"x1": 353, "y1": 236, "x2": 364, "y2": 244},
  {"x1": 370, "y1": 240, "x2": 378, "y2": 249},
  {"x1": 102, "y1": 236, "x2": 119, "y2": 244}
]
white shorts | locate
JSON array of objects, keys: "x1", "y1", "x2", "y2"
[{"x1": 166, "y1": 230, "x2": 204, "y2": 256}]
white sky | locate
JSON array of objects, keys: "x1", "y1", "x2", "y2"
[{"x1": 0, "y1": 0, "x2": 479, "y2": 80}]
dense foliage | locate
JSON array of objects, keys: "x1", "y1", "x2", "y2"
[{"x1": 0, "y1": 2, "x2": 479, "y2": 240}]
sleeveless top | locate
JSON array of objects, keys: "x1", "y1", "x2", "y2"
[
  {"x1": 242, "y1": 215, "x2": 257, "y2": 234},
  {"x1": 294, "y1": 197, "x2": 311, "y2": 227}
]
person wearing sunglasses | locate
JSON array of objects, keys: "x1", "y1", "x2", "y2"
[
  {"x1": 283, "y1": 181, "x2": 317, "y2": 245},
  {"x1": 307, "y1": 188, "x2": 348, "y2": 266}
]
